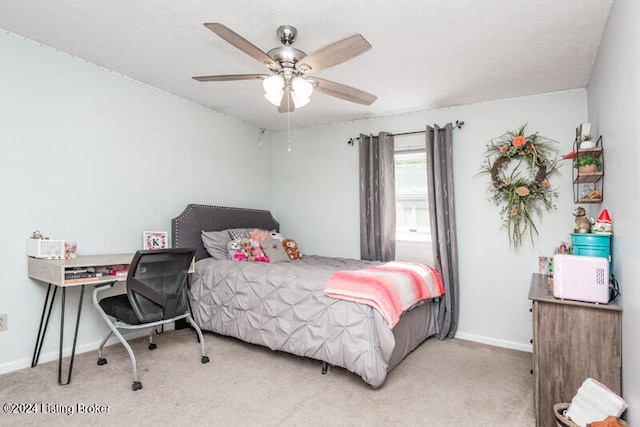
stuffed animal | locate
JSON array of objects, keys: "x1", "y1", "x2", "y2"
[
  {"x1": 250, "y1": 228, "x2": 271, "y2": 241},
  {"x1": 233, "y1": 238, "x2": 269, "y2": 262},
  {"x1": 573, "y1": 206, "x2": 592, "y2": 233},
  {"x1": 227, "y1": 239, "x2": 244, "y2": 260},
  {"x1": 251, "y1": 239, "x2": 269, "y2": 262},
  {"x1": 283, "y1": 238, "x2": 302, "y2": 260},
  {"x1": 239, "y1": 238, "x2": 256, "y2": 261}
]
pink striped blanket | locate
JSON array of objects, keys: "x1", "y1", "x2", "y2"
[{"x1": 325, "y1": 261, "x2": 445, "y2": 328}]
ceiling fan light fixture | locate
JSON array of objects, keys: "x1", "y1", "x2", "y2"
[
  {"x1": 263, "y1": 74, "x2": 285, "y2": 105},
  {"x1": 264, "y1": 89, "x2": 284, "y2": 106},
  {"x1": 292, "y1": 92, "x2": 311, "y2": 108},
  {"x1": 292, "y1": 77, "x2": 313, "y2": 98},
  {"x1": 263, "y1": 74, "x2": 284, "y2": 92},
  {"x1": 291, "y1": 76, "x2": 313, "y2": 108}
]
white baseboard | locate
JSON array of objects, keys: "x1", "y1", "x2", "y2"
[
  {"x1": 454, "y1": 332, "x2": 533, "y2": 353},
  {"x1": 0, "y1": 328, "x2": 162, "y2": 375},
  {"x1": 1, "y1": 328, "x2": 530, "y2": 375}
]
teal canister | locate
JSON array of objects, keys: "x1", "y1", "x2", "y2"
[{"x1": 571, "y1": 233, "x2": 611, "y2": 262}]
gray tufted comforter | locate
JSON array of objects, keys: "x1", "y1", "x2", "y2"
[{"x1": 188, "y1": 255, "x2": 437, "y2": 388}]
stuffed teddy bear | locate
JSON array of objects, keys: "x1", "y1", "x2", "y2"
[
  {"x1": 239, "y1": 238, "x2": 256, "y2": 261},
  {"x1": 283, "y1": 238, "x2": 302, "y2": 260},
  {"x1": 573, "y1": 206, "x2": 592, "y2": 234}
]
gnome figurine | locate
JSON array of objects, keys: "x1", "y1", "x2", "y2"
[{"x1": 593, "y1": 209, "x2": 613, "y2": 234}]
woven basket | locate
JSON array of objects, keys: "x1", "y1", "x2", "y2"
[{"x1": 554, "y1": 403, "x2": 628, "y2": 427}]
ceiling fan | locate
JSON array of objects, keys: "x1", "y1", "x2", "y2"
[{"x1": 193, "y1": 23, "x2": 377, "y2": 113}]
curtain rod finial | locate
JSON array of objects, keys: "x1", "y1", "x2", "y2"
[{"x1": 455, "y1": 120, "x2": 465, "y2": 129}]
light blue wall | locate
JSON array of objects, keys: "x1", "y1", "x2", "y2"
[
  {"x1": 0, "y1": 32, "x2": 272, "y2": 371},
  {"x1": 587, "y1": 0, "x2": 640, "y2": 421}
]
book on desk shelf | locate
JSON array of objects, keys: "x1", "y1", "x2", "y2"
[{"x1": 65, "y1": 270, "x2": 97, "y2": 280}]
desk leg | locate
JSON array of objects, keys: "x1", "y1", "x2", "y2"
[
  {"x1": 31, "y1": 284, "x2": 58, "y2": 368},
  {"x1": 58, "y1": 285, "x2": 85, "y2": 386}
]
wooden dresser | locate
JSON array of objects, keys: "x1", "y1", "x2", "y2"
[{"x1": 528, "y1": 273, "x2": 622, "y2": 427}]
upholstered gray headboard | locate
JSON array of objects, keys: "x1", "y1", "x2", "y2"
[{"x1": 171, "y1": 204, "x2": 280, "y2": 261}]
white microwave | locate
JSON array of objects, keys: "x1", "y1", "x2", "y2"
[{"x1": 553, "y1": 254, "x2": 609, "y2": 304}]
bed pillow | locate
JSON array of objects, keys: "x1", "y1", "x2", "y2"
[
  {"x1": 228, "y1": 228, "x2": 252, "y2": 240},
  {"x1": 201, "y1": 230, "x2": 232, "y2": 260},
  {"x1": 260, "y1": 239, "x2": 290, "y2": 263},
  {"x1": 269, "y1": 230, "x2": 284, "y2": 241}
]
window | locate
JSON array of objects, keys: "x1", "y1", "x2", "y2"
[{"x1": 394, "y1": 136, "x2": 431, "y2": 244}]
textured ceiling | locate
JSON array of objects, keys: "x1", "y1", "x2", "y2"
[{"x1": 0, "y1": 0, "x2": 613, "y2": 131}]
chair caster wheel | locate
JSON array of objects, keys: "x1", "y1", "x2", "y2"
[
  {"x1": 149, "y1": 343, "x2": 157, "y2": 350},
  {"x1": 201, "y1": 356, "x2": 210, "y2": 364},
  {"x1": 132, "y1": 381, "x2": 143, "y2": 391},
  {"x1": 97, "y1": 358, "x2": 107, "y2": 366}
]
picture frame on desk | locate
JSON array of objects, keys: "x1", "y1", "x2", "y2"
[{"x1": 142, "y1": 231, "x2": 168, "y2": 250}]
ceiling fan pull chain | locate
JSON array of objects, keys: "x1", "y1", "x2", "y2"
[{"x1": 287, "y1": 97, "x2": 292, "y2": 152}]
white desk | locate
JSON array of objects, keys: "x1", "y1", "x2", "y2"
[{"x1": 28, "y1": 253, "x2": 133, "y2": 385}]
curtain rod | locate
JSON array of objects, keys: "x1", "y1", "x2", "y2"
[{"x1": 347, "y1": 120, "x2": 464, "y2": 145}]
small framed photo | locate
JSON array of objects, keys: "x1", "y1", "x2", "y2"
[{"x1": 143, "y1": 231, "x2": 168, "y2": 250}]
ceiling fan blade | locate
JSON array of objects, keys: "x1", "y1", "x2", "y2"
[
  {"x1": 204, "y1": 23, "x2": 280, "y2": 70},
  {"x1": 310, "y1": 77, "x2": 377, "y2": 105},
  {"x1": 278, "y1": 87, "x2": 295, "y2": 113},
  {"x1": 295, "y1": 34, "x2": 372, "y2": 73},
  {"x1": 193, "y1": 74, "x2": 269, "y2": 82}
]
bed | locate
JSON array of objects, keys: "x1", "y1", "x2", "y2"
[{"x1": 171, "y1": 204, "x2": 440, "y2": 388}]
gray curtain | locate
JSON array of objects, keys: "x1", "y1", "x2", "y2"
[
  {"x1": 359, "y1": 132, "x2": 396, "y2": 262},
  {"x1": 426, "y1": 123, "x2": 459, "y2": 339}
]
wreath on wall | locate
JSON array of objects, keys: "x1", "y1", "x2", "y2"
[{"x1": 480, "y1": 124, "x2": 561, "y2": 250}]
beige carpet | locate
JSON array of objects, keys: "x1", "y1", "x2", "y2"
[{"x1": 0, "y1": 329, "x2": 535, "y2": 426}]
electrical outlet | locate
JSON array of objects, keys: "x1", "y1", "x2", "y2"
[{"x1": 0, "y1": 313, "x2": 7, "y2": 332}]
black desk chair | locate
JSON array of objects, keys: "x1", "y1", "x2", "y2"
[{"x1": 92, "y1": 248, "x2": 209, "y2": 390}]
